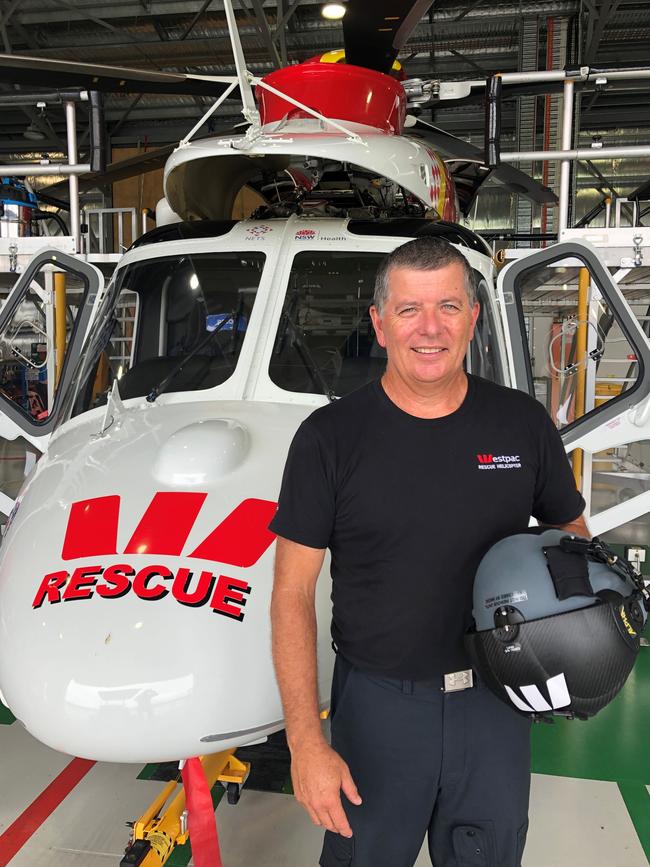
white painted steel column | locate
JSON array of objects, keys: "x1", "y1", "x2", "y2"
[
  {"x1": 65, "y1": 101, "x2": 81, "y2": 252},
  {"x1": 557, "y1": 79, "x2": 574, "y2": 238}
]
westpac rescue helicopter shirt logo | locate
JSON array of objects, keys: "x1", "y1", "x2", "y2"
[
  {"x1": 476, "y1": 453, "x2": 522, "y2": 470},
  {"x1": 32, "y1": 494, "x2": 277, "y2": 622}
]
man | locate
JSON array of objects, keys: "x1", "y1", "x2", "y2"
[{"x1": 270, "y1": 237, "x2": 588, "y2": 867}]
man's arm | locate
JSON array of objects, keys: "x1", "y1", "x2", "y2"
[
  {"x1": 543, "y1": 513, "x2": 590, "y2": 538},
  {"x1": 271, "y1": 536, "x2": 361, "y2": 837}
]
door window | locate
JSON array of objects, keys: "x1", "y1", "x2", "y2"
[
  {"x1": 498, "y1": 242, "x2": 650, "y2": 537},
  {"x1": 0, "y1": 251, "x2": 102, "y2": 436},
  {"x1": 501, "y1": 250, "x2": 650, "y2": 433}
]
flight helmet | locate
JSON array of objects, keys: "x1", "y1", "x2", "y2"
[{"x1": 465, "y1": 529, "x2": 648, "y2": 720}]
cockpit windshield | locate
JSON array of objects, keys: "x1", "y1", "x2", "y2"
[
  {"x1": 59, "y1": 251, "x2": 265, "y2": 422},
  {"x1": 269, "y1": 251, "x2": 388, "y2": 399}
]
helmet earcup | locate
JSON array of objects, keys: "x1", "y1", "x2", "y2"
[{"x1": 466, "y1": 601, "x2": 639, "y2": 719}]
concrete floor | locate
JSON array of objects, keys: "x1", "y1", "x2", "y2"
[{"x1": 1, "y1": 650, "x2": 648, "y2": 866}]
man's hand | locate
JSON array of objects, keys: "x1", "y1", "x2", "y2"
[
  {"x1": 290, "y1": 737, "x2": 362, "y2": 837},
  {"x1": 271, "y1": 538, "x2": 361, "y2": 834}
]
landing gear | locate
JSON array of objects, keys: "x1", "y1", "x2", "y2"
[
  {"x1": 220, "y1": 753, "x2": 250, "y2": 805},
  {"x1": 226, "y1": 782, "x2": 241, "y2": 804},
  {"x1": 123, "y1": 751, "x2": 251, "y2": 865}
]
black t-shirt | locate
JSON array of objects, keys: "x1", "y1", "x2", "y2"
[{"x1": 270, "y1": 375, "x2": 585, "y2": 681}]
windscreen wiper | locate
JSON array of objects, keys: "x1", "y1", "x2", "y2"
[
  {"x1": 146, "y1": 313, "x2": 233, "y2": 403},
  {"x1": 283, "y1": 313, "x2": 335, "y2": 402}
]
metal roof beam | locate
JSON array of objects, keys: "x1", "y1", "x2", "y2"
[
  {"x1": 9, "y1": 19, "x2": 40, "y2": 50},
  {"x1": 16, "y1": 0, "x2": 322, "y2": 25},
  {"x1": 179, "y1": 0, "x2": 213, "y2": 40},
  {"x1": 240, "y1": 0, "x2": 282, "y2": 67},
  {"x1": 452, "y1": 0, "x2": 488, "y2": 22},
  {"x1": 447, "y1": 47, "x2": 487, "y2": 75},
  {"x1": 1, "y1": 0, "x2": 66, "y2": 147},
  {"x1": 0, "y1": 0, "x2": 20, "y2": 31},
  {"x1": 109, "y1": 93, "x2": 143, "y2": 135},
  {"x1": 273, "y1": 0, "x2": 300, "y2": 40},
  {"x1": 583, "y1": 0, "x2": 623, "y2": 64}
]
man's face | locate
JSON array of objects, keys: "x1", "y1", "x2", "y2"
[{"x1": 369, "y1": 262, "x2": 480, "y2": 390}]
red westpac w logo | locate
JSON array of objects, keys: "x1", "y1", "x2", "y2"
[
  {"x1": 32, "y1": 494, "x2": 278, "y2": 620},
  {"x1": 61, "y1": 493, "x2": 277, "y2": 566},
  {"x1": 476, "y1": 454, "x2": 493, "y2": 464}
]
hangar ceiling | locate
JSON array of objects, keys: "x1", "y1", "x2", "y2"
[{"x1": 1, "y1": 0, "x2": 649, "y2": 225}]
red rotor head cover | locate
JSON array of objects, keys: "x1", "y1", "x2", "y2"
[{"x1": 257, "y1": 62, "x2": 407, "y2": 134}]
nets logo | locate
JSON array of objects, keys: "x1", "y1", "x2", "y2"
[
  {"x1": 32, "y1": 494, "x2": 277, "y2": 622},
  {"x1": 476, "y1": 453, "x2": 522, "y2": 471},
  {"x1": 246, "y1": 225, "x2": 272, "y2": 238}
]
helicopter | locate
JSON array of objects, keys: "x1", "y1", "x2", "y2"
[{"x1": 0, "y1": 1, "x2": 649, "y2": 861}]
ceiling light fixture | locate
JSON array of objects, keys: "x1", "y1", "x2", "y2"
[{"x1": 321, "y1": 3, "x2": 346, "y2": 20}]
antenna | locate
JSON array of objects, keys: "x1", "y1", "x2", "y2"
[{"x1": 223, "y1": 0, "x2": 261, "y2": 130}]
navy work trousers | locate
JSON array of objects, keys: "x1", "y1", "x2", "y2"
[{"x1": 319, "y1": 654, "x2": 531, "y2": 867}]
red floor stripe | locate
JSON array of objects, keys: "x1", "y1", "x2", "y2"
[{"x1": 0, "y1": 757, "x2": 95, "y2": 865}]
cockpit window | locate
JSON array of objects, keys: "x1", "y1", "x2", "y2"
[
  {"x1": 269, "y1": 251, "x2": 387, "y2": 398},
  {"x1": 61, "y1": 252, "x2": 265, "y2": 420}
]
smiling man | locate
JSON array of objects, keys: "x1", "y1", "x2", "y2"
[
  {"x1": 368, "y1": 253, "x2": 479, "y2": 418},
  {"x1": 270, "y1": 237, "x2": 588, "y2": 867}
]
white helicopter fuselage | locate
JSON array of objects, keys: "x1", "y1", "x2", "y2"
[{"x1": 0, "y1": 217, "x2": 497, "y2": 762}]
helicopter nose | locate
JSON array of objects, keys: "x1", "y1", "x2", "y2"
[
  {"x1": 153, "y1": 419, "x2": 250, "y2": 485},
  {"x1": 0, "y1": 400, "x2": 335, "y2": 762}
]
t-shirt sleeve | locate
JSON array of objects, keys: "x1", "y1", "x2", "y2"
[
  {"x1": 269, "y1": 419, "x2": 335, "y2": 549},
  {"x1": 532, "y1": 408, "x2": 586, "y2": 525}
]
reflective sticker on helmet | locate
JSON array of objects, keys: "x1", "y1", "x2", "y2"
[
  {"x1": 546, "y1": 673, "x2": 571, "y2": 708},
  {"x1": 619, "y1": 605, "x2": 637, "y2": 636},
  {"x1": 505, "y1": 674, "x2": 571, "y2": 713},
  {"x1": 504, "y1": 685, "x2": 534, "y2": 713},
  {"x1": 520, "y1": 684, "x2": 552, "y2": 712}
]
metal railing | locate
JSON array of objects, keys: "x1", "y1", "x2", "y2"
[{"x1": 82, "y1": 207, "x2": 138, "y2": 256}]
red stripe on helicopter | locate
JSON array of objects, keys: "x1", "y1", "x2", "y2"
[
  {"x1": 62, "y1": 496, "x2": 120, "y2": 561},
  {"x1": 188, "y1": 498, "x2": 278, "y2": 567},
  {"x1": 124, "y1": 492, "x2": 208, "y2": 557}
]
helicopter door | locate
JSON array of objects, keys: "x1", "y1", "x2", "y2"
[
  {"x1": 497, "y1": 240, "x2": 650, "y2": 537},
  {"x1": 0, "y1": 249, "x2": 104, "y2": 520}
]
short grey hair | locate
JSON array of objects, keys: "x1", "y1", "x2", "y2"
[{"x1": 373, "y1": 237, "x2": 477, "y2": 313}]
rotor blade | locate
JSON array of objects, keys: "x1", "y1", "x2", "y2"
[
  {"x1": 343, "y1": 0, "x2": 433, "y2": 74},
  {"x1": 0, "y1": 53, "x2": 238, "y2": 98},
  {"x1": 39, "y1": 145, "x2": 175, "y2": 199},
  {"x1": 410, "y1": 118, "x2": 558, "y2": 206},
  {"x1": 40, "y1": 125, "x2": 249, "y2": 198}
]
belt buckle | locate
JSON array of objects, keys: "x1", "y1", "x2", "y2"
[{"x1": 443, "y1": 669, "x2": 474, "y2": 693}]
